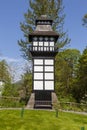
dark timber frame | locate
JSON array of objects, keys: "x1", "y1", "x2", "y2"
[
  {"x1": 29, "y1": 15, "x2": 59, "y2": 109},
  {"x1": 32, "y1": 57, "x2": 55, "y2": 91}
]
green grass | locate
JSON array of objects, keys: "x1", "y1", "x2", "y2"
[{"x1": 0, "y1": 109, "x2": 87, "y2": 130}]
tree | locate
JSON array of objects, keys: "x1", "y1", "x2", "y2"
[
  {"x1": 21, "y1": 71, "x2": 32, "y2": 98},
  {"x1": 72, "y1": 47, "x2": 87, "y2": 102},
  {"x1": 18, "y1": 0, "x2": 70, "y2": 59},
  {"x1": 55, "y1": 49, "x2": 80, "y2": 98},
  {"x1": 0, "y1": 60, "x2": 11, "y2": 82},
  {"x1": 82, "y1": 14, "x2": 87, "y2": 27},
  {"x1": 0, "y1": 60, "x2": 18, "y2": 97},
  {"x1": 0, "y1": 60, "x2": 14, "y2": 96},
  {"x1": 19, "y1": 64, "x2": 32, "y2": 104}
]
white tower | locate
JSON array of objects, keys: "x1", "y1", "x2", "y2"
[{"x1": 29, "y1": 15, "x2": 59, "y2": 108}]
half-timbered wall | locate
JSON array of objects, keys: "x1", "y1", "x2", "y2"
[{"x1": 33, "y1": 58, "x2": 54, "y2": 91}]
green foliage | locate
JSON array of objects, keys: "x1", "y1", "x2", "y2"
[
  {"x1": 2, "y1": 82, "x2": 19, "y2": 97},
  {"x1": 0, "y1": 61, "x2": 32, "y2": 105},
  {"x1": 72, "y1": 47, "x2": 87, "y2": 102},
  {"x1": 60, "y1": 102, "x2": 87, "y2": 112},
  {"x1": 55, "y1": 49, "x2": 80, "y2": 97},
  {"x1": 0, "y1": 97, "x2": 23, "y2": 108},
  {"x1": 0, "y1": 110, "x2": 87, "y2": 130},
  {"x1": 0, "y1": 60, "x2": 11, "y2": 82},
  {"x1": 82, "y1": 14, "x2": 87, "y2": 27},
  {"x1": 19, "y1": 69, "x2": 32, "y2": 105},
  {"x1": 0, "y1": 60, "x2": 16, "y2": 97},
  {"x1": 18, "y1": 0, "x2": 70, "y2": 59}
]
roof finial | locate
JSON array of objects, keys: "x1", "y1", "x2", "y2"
[{"x1": 40, "y1": 15, "x2": 48, "y2": 19}]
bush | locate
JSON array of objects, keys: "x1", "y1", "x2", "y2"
[{"x1": 0, "y1": 96, "x2": 24, "y2": 108}]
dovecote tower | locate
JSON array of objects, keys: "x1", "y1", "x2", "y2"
[{"x1": 29, "y1": 15, "x2": 59, "y2": 109}]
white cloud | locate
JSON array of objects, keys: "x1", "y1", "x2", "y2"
[
  {"x1": 0, "y1": 56, "x2": 21, "y2": 62},
  {"x1": 0, "y1": 56, "x2": 32, "y2": 82}
]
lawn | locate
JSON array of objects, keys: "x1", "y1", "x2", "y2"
[{"x1": 0, "y1": 109, "x2": 87, "y2": 130}]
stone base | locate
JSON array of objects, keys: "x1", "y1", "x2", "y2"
[
  {"x1": 26, "y1": 93, "x2": 35, "y2": 109},
  {"x1": 26, "y1": 92, "x2": 58, "y2": 109},
  {"x1": 51, "y1": 92, "x2": 58, "y2": 109}
]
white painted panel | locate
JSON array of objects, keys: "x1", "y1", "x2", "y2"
[
  {"x1": 39, "y1": 42, "x2": 43, "y2": 46},
  {"x1": 44, "y1": 42, "x2": 49, "y2": 46},
  {"x1": 35, "y1": 47, "x2": 38, "y2": 51},
  {"x1": 34, "y1": 59, "x2": 43, "y2": 65},
  {"x1": 45, "y1": 66, "x2": 54, "y2": 72},
  {"x1": 38, "y1": 47, "x2": 43, "y2": 51},
  {"x1": 38, "y1": 47, "x2": 40, "y2": 51},
  {"x1": 45, "y1": 81, "x2": 54, "y2": 90},
  {"x1": 47, "y1": 47, "x2": 49, "y2": 51},
  {"x1": 45, "y1": 59, "x2": 54, "y2": 65},
  {"x1": 44, "y1": 47, "x2": 46, "y2": 51},
  {"x1": 34, "y1": 73, "x2": 43, "y2": 79},
  {"x1": 33, "y1": 47, "x2": 37, "y2": 51},
  {"x1": 50, "y1": 42, "x2": 54, "y2": 46},
  {"x1": 45, "y1": 73, "x2": 54, "y2": 80},
  {"x1": 33, "y1": 42, "x2": 38, "y2": 46},
  {"x1": 44, "y1": 47, "x2": 49, "y2": 51},
  {"x1": 33, "y1": 47, "x2": 35, "y2": 51},
  {"x1": 50, "y1": 47, "x2": 54, "y2": 51},
  {"x1": 41, "y1": 47, "x2": 43, "y2": 51},
  {"x1": 34, "y1": 81, "x2": 43, "y2": 90},
  {"x1": 34, "y1": 66, "x2": 43, "y2": 72}
]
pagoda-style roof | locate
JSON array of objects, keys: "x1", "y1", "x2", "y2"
[
  {"x1": 36, "y1": 15, "x2": 52, "y2": 20},
  {"x1": 29, "y1": 31, "x2": 59, "y2": 42},
  {"x1": 35, "y1": 15, "x2": 53, "y2": 25},
  {"x1": 29, "y1": 15, "x2": 59, "y2": 42}
]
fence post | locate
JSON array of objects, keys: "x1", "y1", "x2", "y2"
[
  {"x1": 21, "y1": 107, "x2": 24, "y2": 118},
  {"x1": 56, "y1": 109, "x2": 58, "y2": 117},
  {"x1": 81, "y1": 127, "x2": 85, "y2": 130}
]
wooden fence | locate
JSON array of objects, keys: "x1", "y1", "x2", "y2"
[
  {"x1": 59, "y1": 102, "x2": 87, "y2": 112},
  {"x1": 0, "y1": 96, "x2": 87, "y2": 112},
  {"x1": 0, "y1": 96, "x2": 22, "y2": 108}
]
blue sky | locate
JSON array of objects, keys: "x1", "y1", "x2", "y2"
[
  {"x1": 0, "y1": 0, "x2": 87, "y2": 62},
  {"x1": 0, "y1": 0, "x2": 87, "y2": 81},
  {"x1": 0, "y1": 0, "x2": 29, "y2": 61},
  {"x1": 63, "y1": 0, "x2": 87, "y2": 52}
]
